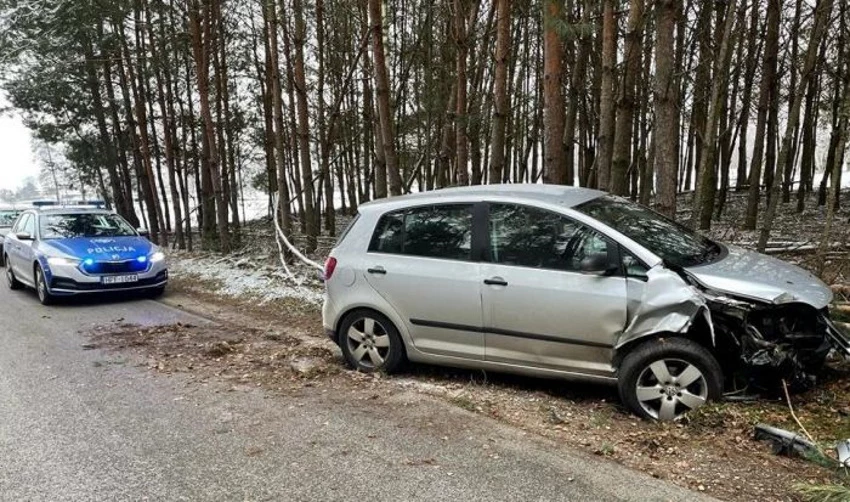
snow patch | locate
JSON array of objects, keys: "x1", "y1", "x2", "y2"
[{"x1": 170, "y1": 253, "x2": 324, "y2": 305}]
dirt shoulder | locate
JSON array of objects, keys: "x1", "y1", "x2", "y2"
[{"x1": 84, "y1": 267, "x2": 850, "y2": 502}]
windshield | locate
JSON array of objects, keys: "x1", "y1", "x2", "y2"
[
  {"x1": 0, "y1": 210, "x2": 21, "y2": 227},
  {"x1": 40, "y1": 213, "x2": 138, "y2": 239},
  {"x1": 575, "y1": 195, "x2": 722, "y2": 268}
]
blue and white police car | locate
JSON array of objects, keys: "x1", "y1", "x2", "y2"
[{"x1": 3, "y1": 202, "x2": 167, "y2": 305}]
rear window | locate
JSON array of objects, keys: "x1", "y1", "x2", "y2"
[{"x1": 369, "y1": 204, "x2": 473, "y2": 261}]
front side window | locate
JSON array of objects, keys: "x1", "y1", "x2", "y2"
[
  {"x1": 622, "y1": 250, "x2": 649, "y2": 279},
  {"x1": 40, "y1": 213, "x2": 138, "y2": 239},
  {"x1": 13, "y1": 214, "x2": 32, "y2": 235},
  {"x1": 369, "y1": 204, "x2": 473, "y2": 261},
  {"x1": 576, "y1": 195, "x2": 722, "y2": 268},
  {"x1": 22, "y1": 215, "x2": 36, "y2": 236},
  {"x1": 488, "y1": 204, "x2": 609, "y2": 272}
]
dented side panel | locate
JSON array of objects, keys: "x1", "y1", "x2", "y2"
[{"x1": 616, "y1": 266, "x2": 708, "y2": 348}]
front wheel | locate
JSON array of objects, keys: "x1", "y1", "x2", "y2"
[
  {"x1": 147, "y1": 285, "x2": 166, "y2": 298},
  {"x1": 339, "y1": 310, "x2": 406, "y2": 373},
  {"x1": 618, "y1": 337, "x2": 722, "y2": 421},
  {"x1": 35, "y1": 265, "x2": 54, "y2": 305}
]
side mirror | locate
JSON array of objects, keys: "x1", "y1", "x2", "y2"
[
  {"x1": 15, "y1": 232, "x2": 33, "y2": 241},
  {"x1": 580, "y1": 252, "x2": 617, "y2": 275},
  {"x1": 137, "y1": 228, "x2": 150, "y2": 238}
]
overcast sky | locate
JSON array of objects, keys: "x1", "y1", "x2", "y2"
[{"x1": 0, "y1": 90, "x2": 39, "y2": 191}]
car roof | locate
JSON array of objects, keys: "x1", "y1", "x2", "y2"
[{"x1": 358, "y1": 184, "x2": 605, "y2": 213}]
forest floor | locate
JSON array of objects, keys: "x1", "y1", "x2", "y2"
[{"x1": 91, "y1": 190, "x2": 850, "y2": 502}]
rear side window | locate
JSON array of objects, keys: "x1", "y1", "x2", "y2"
[
  {"x1": 335, "y1": 214, "x2": 360, "y2": 246},
  {"x1": 369, "y1": 204, "x2": 473, "y2": 261}
]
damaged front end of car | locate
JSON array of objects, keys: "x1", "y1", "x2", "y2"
[
  {"x1": 617, "y1": 265, "x2": 850, "y2": 396},
  {"x1": 704, "y1": 291, "x2": 849, "y2": 393}
]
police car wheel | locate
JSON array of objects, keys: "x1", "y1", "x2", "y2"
[
  {"x1": 147, "y1": 286, "x2": 165, "y2": 298},
  {"x1": 35, "y1": 266, "x2": 54, "y2": 306},
  {"x1": 6, "y1": 259, "x2": 22, "y2": 290}
]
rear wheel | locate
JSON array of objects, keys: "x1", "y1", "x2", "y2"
[
  {"x1": 618, "y1": 337, "x2": 722, "y2": 421},
  {"x1": 339, "y1": 310, "x2": 405, "y2": 373},
  {"x1": 5, "y1": 257, "x2": 21, "y2": 290},
  {"x1": 35, "y1": 265, "x2": 54, "y2": 306}
]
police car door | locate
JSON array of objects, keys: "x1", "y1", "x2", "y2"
[{"x1": 7, "y1": 213, "x2": 34, "y2": 282}]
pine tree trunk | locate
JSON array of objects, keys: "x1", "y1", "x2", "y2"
[
  {"x1": 610, "y1": 0, "x2": 643, "y2": 196},
  {"x1": 654, "y1": 0, "x2": 679, "y2": 218},
  {"x1": 744, "y1": 0, "x2": 779, "y2": 230},
  {"x1": 758, "y1": 0, "x2": 834, "y2": 251},
  {"x1": 291, "y1": 0, "x2": 318, "y2": 251},
  {"x1": 489, "y1": 0, "x2": 510, "y2": 185},
  {"x1": 542, "y1": 0, "x2": 566, "y2": 184},
  {"x1": 596, "y1": 0, "x2": 616, "y2": 190},
  {"x1": 369, "y1": 0, "x2": 402, "y2": 196}
]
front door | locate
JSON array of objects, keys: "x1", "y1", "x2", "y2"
[
  {"x1": 480, "y1": 203, "x2": 627, "y2": 376},
  {"x1": 363, "y1": 203, "x2": 485, "y2": 360},
  {"x1": 8, "y1": 213, "x2": 36, "y2": 284}
]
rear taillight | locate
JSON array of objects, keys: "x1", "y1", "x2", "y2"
[{"x1": 323, "y1": 257, "x2": 338, "y2": 281}]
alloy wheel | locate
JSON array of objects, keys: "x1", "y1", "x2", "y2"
[
  {"x1": 345, "y1": 316, "x2": 391, "y2": 369},
  {"x1": 635, "y1": 358, "x2": 708, "y2": 421}
]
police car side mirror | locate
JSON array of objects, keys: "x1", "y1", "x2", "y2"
[
  {"x1": 137, "y1": 228, "x2": 150, "y2": 238},
  {"x1": 15, "y1": 232, "x2": 33, "y2": 241}
]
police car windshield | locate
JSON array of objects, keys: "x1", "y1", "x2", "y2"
[
  {"x1": 0, "y1": 210, "x2": 21, "y2": 227},
  {"x1": 40, "y1": 213, "x2": 137, "y2": 239}
]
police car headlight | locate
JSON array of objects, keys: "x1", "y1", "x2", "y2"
[
  {"x1": 47, "y1": 256, "x2": 81, "y2": 266},
  {"x1": 150, "y1": 251, "x2": 165, "y2": 263}
]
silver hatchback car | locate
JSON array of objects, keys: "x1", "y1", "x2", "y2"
[{"x1": 322, "y1": 185, "x2": 849, "y2": 420}]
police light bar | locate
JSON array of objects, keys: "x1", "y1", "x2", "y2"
[
  {"x1": 32, "y1": 201, "x2": 57, "y2": 207},
  {"x1": 75, "y1": 200, "x2": 106, "y2": 208}
]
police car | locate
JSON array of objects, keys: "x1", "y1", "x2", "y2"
[{"x1": 3, "y1": 202, "x2": 167, "y2": 305}]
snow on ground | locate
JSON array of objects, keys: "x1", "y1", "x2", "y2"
[{"x1": 169, "y1": 251, "x2": 324, "y2": 306}]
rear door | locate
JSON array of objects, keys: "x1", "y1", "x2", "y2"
[
  {"x1": 363, "y1": 203, "x2": 485, "y2": 360},
  {"x1": 480, "y1": 203, "x2": 627, "y2": 376}
]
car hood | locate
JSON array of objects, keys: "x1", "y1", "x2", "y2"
[
  {"x1": 42, "y1": 236, "x2": 154, "y2": 261},
  {"x1": 685, "y1": 245, "x2": 833, "y2": 309},
  {"x1": 0, "y1": 227, "x2": 10, "y2": 238}
]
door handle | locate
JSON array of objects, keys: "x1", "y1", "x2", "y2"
[
  {"x1": 367, "y1": 266, "x2": 387, "y2": 275},
  {"x1": 484, "y1": 277, "x2": 508, "y2": 286}
]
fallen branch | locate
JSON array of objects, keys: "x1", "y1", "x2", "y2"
[
  {"x1": 272, "y1": 193, "x2": 324, "y2": 272},
  {"x1": 782, "y1": 380, "x2": 817, "y2": 445}
]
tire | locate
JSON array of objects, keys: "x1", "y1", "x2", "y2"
[
  {"x1": 147, "y1": 286, "x2": 166, "y2": 298},
  {"x1": 5, "y1": 257, "x2": 22, "y2": 290},
  {"x1": 35, "y1": 265, "x2": 54, "y2": 306},
  {"x1": 338, "y1": 309, "x2": 405, "y2": 373},
  {"x1": 618, "y1": 337, "x2": 722, "y2": 421}
]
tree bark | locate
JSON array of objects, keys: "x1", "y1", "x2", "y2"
[
  {"x1": 654, "y1": 0, "x2": 679, "y2": 218},
  {"x1": 596, "y1": 0, "x2": 616, "y2": 190},
  {"x1": 610, "y1": 0, "x2": 644, "y2": 196},
  {"x1": 542, "y1": 0, "x2": 566, "y2": 184},
  {"x1": 369, "y1": 0, "x2": 403, "y2": 196}
]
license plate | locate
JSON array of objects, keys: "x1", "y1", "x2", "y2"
[{"x1": 102, "y1": 275, "x2": 139, "y2": 285}]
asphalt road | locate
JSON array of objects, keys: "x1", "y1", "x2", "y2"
[{"x1": 0, "y1": 282, "x2": 716, "y2": 502}]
